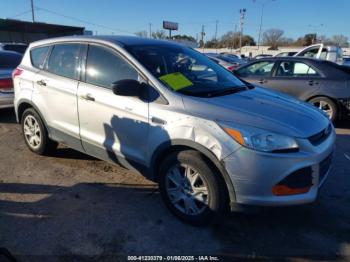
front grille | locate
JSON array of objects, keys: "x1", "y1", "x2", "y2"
[
  {"x1": 308, "y1": 124, "x2": 332, "y2": 146},
  {"x1": 319, "y1": 153, "x2": 332, "y2": 183},
  {"x1": 277, "y1": 167, "x2": 313, "y2": 188}
]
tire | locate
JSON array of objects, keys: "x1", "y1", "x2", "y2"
[
  {"x1": 159, "y1": 150, "x2": 225, "y2": 225},
  {"x1": 309, "y1": 96, "x2": 338, "y2": 121},
  {"x1": 21, "y1": 108, "x2": 58, "y2": 155}
]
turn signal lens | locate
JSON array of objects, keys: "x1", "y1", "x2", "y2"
[{"x1": 223, "y1": 128, "x2": 245, "y2": 145}]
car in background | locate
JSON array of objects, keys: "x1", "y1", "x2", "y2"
[
  {"x1": 205, "y1": 53, "x2": 240, "y2": 71},
  {"x1": 343, "y1": 56, "x2": 350, "y2": 67},
  {"x1": 0, "y1": 43, "x2": 28, "y2": 54},
  {"x1": 294, "y1": 43, "x2": 343, "y2": 64},
  {"x1": 254, "y1": 54, "x2": 273, "y2": 60},
  {"x1": 0, "y1": 51, "x2": 23, "y2": 109},
  {"x1": 233, "y1": 56, "x2": 350, "y2": 121},
  {"x1": 275, "y1": 51, "x2": 297, "y2": 57}
]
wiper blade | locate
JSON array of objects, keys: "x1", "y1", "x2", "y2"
[{"x1": 207, "y1": 86, "x2": 248, "y2": 97}]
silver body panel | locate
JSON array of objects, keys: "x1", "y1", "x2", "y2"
[{"x1": 14, "y1": 36, "x2": 335, "y2": 208}]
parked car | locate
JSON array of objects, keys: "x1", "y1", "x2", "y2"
[
  {"x1": 294, "y1": 43, "x2": 343, "y2": 64},
  {"x1": 0, "y1": 43, "x2": 28, "y2": 54},
  {"x1": 233, "y1": 57, "x2": 350, "y2": 121},
  {"x1": 0, "y1": 51, "x2": 23, "y2": 109},
  {"x1": 205, "y1": 53, "x2": 239, "y2": 71},
  {"x1": 254, "y1": 54, "x2": 273, "y2": 60},
  {"x1": 275, "y1": 51, "x2": 297, "y2": 57},
  {"x1": 14, "y1": 36, "x2": 335, "y2": 224},
  {"x1": 343, "y1": 57, "x2": 350, "y2": 67}
]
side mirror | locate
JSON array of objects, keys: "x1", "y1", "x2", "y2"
[{"x1": 111, "y1": 79, "x2": 141, "y2": 97}]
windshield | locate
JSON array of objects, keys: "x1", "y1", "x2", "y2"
[
  {"x1": 125, "y1": 44, "x2": 245, "y2": 97},
  {"x1": 0, "y1": 52, "x2": 22, "y2": 68}
]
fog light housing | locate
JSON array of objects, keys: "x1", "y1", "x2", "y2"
[{"x1": 272, "y1": 167, "x2": 313, "y2": 196}]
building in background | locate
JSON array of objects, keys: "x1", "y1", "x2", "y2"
[{"x1": 0, "y1": 19, "x2": 84, "y2": 44}]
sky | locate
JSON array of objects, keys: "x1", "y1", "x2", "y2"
[{"x1": 1, "y1": 0, "x2": 350, "y2": 42}]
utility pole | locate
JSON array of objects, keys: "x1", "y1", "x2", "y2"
[
  {"x1": 232, "y1": 24, "x2": 237, "y2": 52},
  {"x1": 239, "y1": 8, "x2": 246, "y2": 53},
  {"x1": 30, "y1": 0, "x2": 35, "y2": 22},
  {"x1": 200, "y1": 25, "x2": 206, "y2": 51},
  {"x1": 149, "y1": 23, "x2": 152, "y2": 38},
  {"x1": 214, "y1": 20, "x2": 218, "y2": 41},
  {"x1": 257, "y1": 3, "x2": 264, "y2": 50}
]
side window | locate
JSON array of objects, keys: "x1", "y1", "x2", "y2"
[
  {"x1": 276, "y1": 61, "x2": 319, "y2": 77},
  {"x1": 47, "y1": 44, "x2": 81, "y2": 80},
  {"x1": 31, "y1": 46, "x2": 50, "y2": 69},
  {"x1": 86, "y1": 45, "x2": 138, "y2": 89},
  {"x1": 237, "y1": 61, "x2": 274, "y2": 77}
]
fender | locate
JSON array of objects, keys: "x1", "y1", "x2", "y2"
[{"x1": 150, "y1": 139, "x2": 236, "y2": 204}]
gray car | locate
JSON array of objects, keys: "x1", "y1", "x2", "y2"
[
  {"x1": 0, "y1": 51, "x2": 22, "y2": 109},
  {"x1": 14, "y1": 36, "x2": 335, "y2": 224},
  {"x1": 234, "y1": 57, "x2": 350, "y2": 121}
]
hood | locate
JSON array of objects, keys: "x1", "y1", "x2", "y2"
[{"x1": 182, "y1": 87, "x2": 330, "y2": 138}]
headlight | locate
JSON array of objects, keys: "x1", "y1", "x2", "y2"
[{"x1": 218, "y1": 122, "x2": 299, "y2": 152}]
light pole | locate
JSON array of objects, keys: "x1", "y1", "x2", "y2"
[
  {"x1": 253, "y1": 0, "x2": 276, "y2": 50},
  {"x1": 30, "y1": 0, "x2": 35, "y2": 22},
  {"x1": 239, "y1": 8, "x2": 246, "y2": 53}
]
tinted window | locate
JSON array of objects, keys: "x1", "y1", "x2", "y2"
[
  {"x1": 31, "y1": 46, "x2": 50, "y2": 69},
  {"x1": 47, "y1": 44, "x2": 81, "y2": 80},
  {"x1": 0, "y1": 52, "x2": 22, "y2": 68},
  {"x1": 275, "y1": 61, "x2": 318, "y2": 77},
  {"x1": 237, "y1": 61, "x2": 274, "y2": 77},
  {"x1": 86, "y1": 45, "x2": 138, "y2": 89}
]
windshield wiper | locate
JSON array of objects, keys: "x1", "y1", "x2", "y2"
[{"x1": 206, "y1": 86, "x2": 248, "y2": 97}]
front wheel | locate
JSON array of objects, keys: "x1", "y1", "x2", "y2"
[
  {"x1": 309, "y1": 96, "x2": 338, "y2": 121},
  {"x1": 159, "y1": 150, "x2": 224, "y2": 225}
]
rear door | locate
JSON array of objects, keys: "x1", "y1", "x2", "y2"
[
  {"x1": 31, "y1": 43, "x2": 84, "y2": 151},
  {"x1": 265, "y1": 60, "x2": 322, "y2": 99},
  {"x1": 235, "y1": 60, "x2": 276, "y2": 87}
]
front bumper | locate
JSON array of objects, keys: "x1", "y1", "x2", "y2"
[
  {"x1": 0, "y1": 92, "x2": 14, "y2": 109},
  {"x1": 223, "y1": 128, "x2": 336, "y2": 207}
]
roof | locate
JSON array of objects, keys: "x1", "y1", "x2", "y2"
[{"x1": 30, "y1": 35, "x2": 182, "y2": 48}]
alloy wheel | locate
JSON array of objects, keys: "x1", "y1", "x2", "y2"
[
  {"x1": 23, "y1": 115, "x2": 42, "y2": 150},
  {"x1": 312, "y1": 100, "x2": 334, "y2": 119},
  {"x1": 165, "y1": 164, "x2": 209, "y2": 216}
]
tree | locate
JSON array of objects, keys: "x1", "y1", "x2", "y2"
[
  {"x1": 330, "y1": 35, "x2": 349, "y2": 47},
  {"x1": 262, "y1": 29, "x2": 284, "y2": 49},
  {"x1": 172, "y1": 34, "x2": 196, "y2": 43},
  {"x1": 152, "y1": 30, "x2": 167, "y2": 39},
  {"x1": 219, "y1": 31, "x2": 255, "y2": 49},
  {"x1": 135, "y1": 30, "x2": 148, "y2": 38}
]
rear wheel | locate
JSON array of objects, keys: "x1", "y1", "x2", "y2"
[
  {"x1": 309, "y1": 96, "x2": 337, "y2": 121},
  {"x1": 21, "y1": 108, "x2": 58, "y2": 155},
  {"x1": 159, "y1": 150, "x2": 224, "y2": 225}
]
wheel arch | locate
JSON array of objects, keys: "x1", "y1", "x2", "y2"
[
  {"x1": 150, "y1": 139, "x2": 236, "y2": 206},
  {"x1": 16, "y1": 99, "x2": 49, "y2": 129}
]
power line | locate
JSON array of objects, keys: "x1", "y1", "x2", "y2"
[
  {"x1": 8, "y1": 10, "x2": 32, "y2": 19},
  {"x1": 35, "y1": 6, "x2": 135, "y2": 34}
]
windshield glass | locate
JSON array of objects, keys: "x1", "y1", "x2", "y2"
[{"x1": 125, "y1": 44, "x2": 245, "y2": 97}]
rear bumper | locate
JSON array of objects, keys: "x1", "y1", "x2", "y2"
[
  {"x1": 223, "y1": 129, "x2": 336, "y2": 208},
  {"x1": 0, "y1": 92, "x2": 14, "y2": 109}
]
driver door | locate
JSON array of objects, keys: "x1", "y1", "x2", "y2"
[{"x1": 77, "y1": 44, "x2": 149, "y2": 166}]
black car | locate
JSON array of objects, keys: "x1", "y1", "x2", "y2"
[{"x1": 234, "y1": 57, "x2": 350, "y2": 120}]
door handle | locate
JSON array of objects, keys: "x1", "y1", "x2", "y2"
[
  {"x1": 80, "y1": 93, "x2": 95, "y2": 101},
  {"x1": 151, "y1": 117, "x2": 166, "y2": 125},
  {"x1": 258, "y1": 79, "x2": 267, "y2": 84},
  {"x1": 37, "y1": 80, "x2": 47, "y2": 86},
  {"x1": 308, "y1": 80, "x2": 319, "y2": 86}
]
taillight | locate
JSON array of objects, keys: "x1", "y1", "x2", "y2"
[
  {"x1": 12, "y1": 68, "x2": 23, "y2": 79},
  {"x1": 227, "y1": 65, "x2": 236, "y2": 72},
  {"x1": 0, "y1": 78, "x2": 13, "y2": 90}
]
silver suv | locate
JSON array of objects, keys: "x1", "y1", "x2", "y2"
[{"x1": 14, "y1": 36, "x2": 335, "y2": 224}]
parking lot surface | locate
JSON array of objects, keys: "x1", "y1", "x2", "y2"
[{"x1": 0, "y1": 108, "x2": 349, "y2": 261}]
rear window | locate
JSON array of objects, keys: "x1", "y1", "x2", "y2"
[
  {"x1": 47, "y1": 44, "x2": 81, "y2": 80},
  {"x1": 0, "y1": 52, "x2": 22, "y2": 68},
  {"x1": 31, "y1": 46, "x2": 50, "y2": 69}
]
